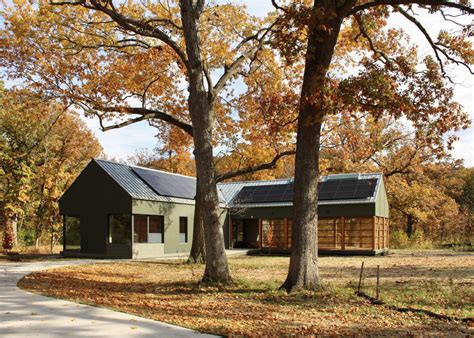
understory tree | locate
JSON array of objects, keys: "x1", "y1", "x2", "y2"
[{"x1": 0, "y1": 86, "x2": 101, "y2": 251}]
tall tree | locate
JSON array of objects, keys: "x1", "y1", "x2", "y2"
[
  {"x1": 0, "y1": 85, "x2": 101, "y2": 251},
  {"x1": 271, "y1": 0, "x2": 473, "y2": 292},
  {"x1": 1, "y1": 0, "x2": 276, "y2": 283}
]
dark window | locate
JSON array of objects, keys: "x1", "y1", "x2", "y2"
[
  {"x1": 179, "y1": 217, "x2": 188, "y2": 243},
  {"x1": 133, "y1": 215, "x2": 148, "y2": 243},
  {"x1": 149, "y1": 215, "x2": 164, "y2": 243},
  {"x1": 64, "y1": 215, "x2": 81, "y2": 250},
  {"x1": 109, "y1": 214, "x2": 131, "y2": 244}
]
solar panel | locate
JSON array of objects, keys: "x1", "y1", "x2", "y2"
[
  {"x1": 131, "y1": 167, "x2": 196, "y2": 200},
  {"x1": 234, "y1": 177, "x2": 378, "y2": 204},
  {"x1": 234, "y1": 183, "x2": 294, "y2": 204}
]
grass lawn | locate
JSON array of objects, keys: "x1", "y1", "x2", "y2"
[{"x1": 19, "y1": 251, "x2": 473, "y2": 336}]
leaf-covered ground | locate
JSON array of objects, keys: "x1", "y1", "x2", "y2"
[{"x1": 19, "y1": 251, "x2": 473, "y2": 336}]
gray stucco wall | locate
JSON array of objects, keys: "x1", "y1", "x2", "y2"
[{"x1": 59, "y1": 161, "x2": 132, "y2": 258}]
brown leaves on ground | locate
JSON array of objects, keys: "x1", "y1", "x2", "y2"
[{"x1": 19, "y1": 251, "x2": 473, "y2": 336}]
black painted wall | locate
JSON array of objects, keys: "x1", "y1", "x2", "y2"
[{"x1": 59, "y1": 160, "x2": 132, "y2": 258}]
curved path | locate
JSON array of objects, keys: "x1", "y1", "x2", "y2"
[{"x1": 0, "y1": 260, "x2": 215, "y2": 337}]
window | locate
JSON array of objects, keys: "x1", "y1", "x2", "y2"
[
  {"x1": 64, "y1": 215, "x2": 81, "y2": 250},
  {"x1": 179, "y1": 217, "x2": 188, "y2": 243},
  {"x1": 134, "y1": 215, "x2": 148, "y2": 243},
  {"x1": 109, "y1": 214, "x2": 131, "y2": 244},
  {"x1": 132, "y1": 215, "x2": 164, "y2": 244},
  {"x1": 261, "y1": 219, "x2": 285, "y2": 248},
  {"x1": 149, "y1": 215, "x2": 164, "y2": 243}
]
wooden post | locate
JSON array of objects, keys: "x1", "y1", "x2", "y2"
[
  {"x1": 229, "y1": 217, "x2": 233, "y2": 249},
  {"x1": 357, "y1": 261, "x2": 364, "y2": 293},
  {"x1": 376, "y1": 265, "x2": 380, "y2": 300},
  {"x1": 284, "y1": 218, "x2": 288, "y2": 249},
  {"x1": 341, "y1": 217, "x2": 345, "y2": 250},
  {"x1": 334, "y1": 219, "x2": 337, "y2": 248},
  {"x1": 258, "y1": 219, "x2": 263, "y2": 249},
  {"x1": 372, "y1": 216, "x2": 376, "y2": 250},
  {"x1": 62, "y1": 216, "x2": 66, "y2": 252},
  {"x1": 381, "y1": 218, "x2": 385, "y2": 249}
]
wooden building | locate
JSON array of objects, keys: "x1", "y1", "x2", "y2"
[
  {"x1": 60, "y1": 159, "x2": 389, "y2": 259},
  {"x1": 219, "y1": 173, "x2": 389, "y2": 255}
]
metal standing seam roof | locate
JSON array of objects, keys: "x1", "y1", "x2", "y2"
[
  {"x1": 94, "y1": 159, "x2": 382, "y2": 208},
  {"x1": 94, "y1": 159, "x2": 197, "y2": 205},
  {"x1": 218, "y1": 173, "x2": 383, "y2": 208}
]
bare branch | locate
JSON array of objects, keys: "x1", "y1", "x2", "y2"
[
  {"x1": 349, "y1": 0, "x2": 474, "y2": 16},
  {"x1": 91, "y1": 105, "x2": 194, "y2": 136},
  {"x1": 271, "y1": 0, "x2": 288, "y2": 13},
  {"x1": 215, "y1": 150, "x2": 296, "y2": 182},
  {"x1": 98, "y1": 114, "x2": 154, "y2": 131}
]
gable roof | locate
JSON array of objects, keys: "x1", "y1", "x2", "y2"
[
  {"x1": 95, "y1": 159, "x2": 197, "y2": 205},
  {"x1": 218, "y1": 173, "x2": 383, "y2": 208},
  {"x1": 93, "y1": 159, "x2": 383, "y2": 208}
]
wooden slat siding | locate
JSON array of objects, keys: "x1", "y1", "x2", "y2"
[
  {"x1": 372, "y1": 217, "x2": 376, "y2": 250},
  {"x1": 382, "y1": 217, "x2": 385, "y2": 248},
  {"x1": 387, "y1": 218, "x2": 390, "y2": 249},
  {"x1": 378, "y1": 217, "x2": 381, "y2": 249},
  {"x1": 229, "y1": 217, "x2": 233, "y2": 249},
  {"x1": 341, "y1": 217, "x2": 345, "y2": 250},
  {"x1": 258, "y1": 219, "x2": 263, "y2": 249},
  {"x1": 284, "y1": 218, "x2": 288, "y2": 249},
  {"x1": 334, "y1": 219, "x2": 337, "y2": 248}
]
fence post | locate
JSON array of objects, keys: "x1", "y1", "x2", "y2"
[
  {"x1": 357, "y1": 261, "x2": 365, "y2": 294},
  {"x1": 376, "y1": 265, "x2": 380, "y2": 300}
]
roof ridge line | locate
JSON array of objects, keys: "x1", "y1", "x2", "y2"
[{"x1": 95, "y1": 158, "x2": 196, "y2": 180}]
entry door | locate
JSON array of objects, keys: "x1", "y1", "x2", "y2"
[{"x1": 232, "y1": 220, "x2": 244, "y2": 248}]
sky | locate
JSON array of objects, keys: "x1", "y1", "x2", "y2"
[{"x1": 47, "y1": 1, "x2": 474, "y2": 166}]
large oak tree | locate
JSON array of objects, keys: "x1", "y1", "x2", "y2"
[{"x1": 271, "y1": 0, "x2": 473, "y2": 292}]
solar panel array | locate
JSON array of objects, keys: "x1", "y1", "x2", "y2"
[
  {"x1": 235, "y1": 183, "x2": 294, "y2": 204},
  {"x1": 318, "y1": 178, "x2": 377, "y2": 200},
  {"x1": 131, "y1": 167, "x2": 196, "y2": 200},
  {"x1": 233, "y1": 178, "x2": 378, "y2": 204}
]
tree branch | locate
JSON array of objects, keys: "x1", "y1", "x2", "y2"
[
  {"x1": 91, "y1": 105, "x2": 194, "y2": 136},
  {"x1": 354, "y1": 14, "x2": 396, "y2": 67},
  {"x1": 49, "y1": 0, "x2": 190, "y2": 72},
  {"x1": 98, "y1": 114, "x2": 154, "y2": 132},
  {"x1": 215, "y1": 150, "x2": 295, "y2": 182},
  {"x1": 211, "y1": 23, "x2": 275, "y2": 99},
  {"x1": 349, "y1": 0, "x2": 474, "y2": 16},
  {"x1": 396, "y1": 5, "x2": 473, "y2": 78}
]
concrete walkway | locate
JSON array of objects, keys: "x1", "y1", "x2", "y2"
[{"x1": 0, "y1": 260, "x2": 215, "y2": 337}]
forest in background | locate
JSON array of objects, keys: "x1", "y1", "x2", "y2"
[
  {"x1": 0, "y1": 85, "x2": 102, "y2": 252},
  {"x1": 0, "y1": 0, "x2": 472, "y2": 255},
  {"x1": 129, "y1": 123, "x2": 474, "y2": 249}
]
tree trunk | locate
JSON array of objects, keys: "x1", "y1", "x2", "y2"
[
  {"x1": 180, "y1": 0, "x2": 231, "y2": 284},
  {"x1": 189, "y1": 177, "x2": 206, "y2": 263},
  {"x1": 281, "y1": 2, "x2": 344, "y2": 293},
  {"x1": 406, "y1": 214, "x2": 414, "y2": 238},
  {"x1": 12, "y1": 216, "x2": 18, "y2": 247},
  {"x1": 1, "y1": 205, "x2": 15, "y2": 251}
]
